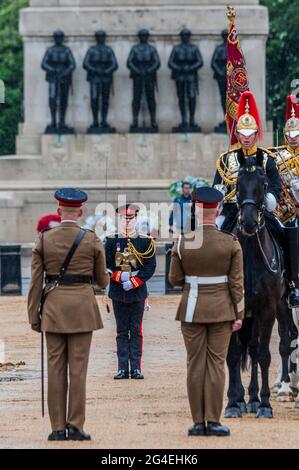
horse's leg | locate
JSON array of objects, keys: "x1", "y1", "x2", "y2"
[
  {"x1": 225, "y1": 333, "x2": 243, "y2": 418},
  {"x1": 246, "y1": 321, "x2": 260, "y2": 413},
  {"x1": 276, "y1": 300, "x2": 294, "y2": 402},
  {"x1": 256, "y1": 313, "x2": 275, "y2": 418},
  {"x1": 236, "y1": 360, "x2": 247, "y2": 413}
]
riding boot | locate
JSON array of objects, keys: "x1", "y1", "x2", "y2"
[{"x1": 284, "y1": 226, "x2": 299, "y2": 308}]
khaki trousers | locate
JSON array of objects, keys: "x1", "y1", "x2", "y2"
[
  {"x1": 46, "y1": 331, "x2": 92, "y2": 432},
  {"x1": 181, "y1": 321, "x2": 231, "y2": 423}
]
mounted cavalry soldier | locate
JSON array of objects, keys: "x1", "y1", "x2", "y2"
[
  {"x1": 105, "y1": 204, "x2": 156, "y2": 380},
  {"x1": 213, "y1": 90, "x2": 281, "y2": 234},
  {"x1": 214, "y1": 91, "x2": 299, "y2": 307},
  {"x1": 269, "y1": 95, "x2": 299, "y2": 308},
  {"x1": 169, "y1": 186, "x2": 244, "y2": 437},
  {"x1": 27, "y1": 188, "x2": 109, "y2": 441}
]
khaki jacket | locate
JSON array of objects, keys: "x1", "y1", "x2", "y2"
[
  {"x1": 27, "y1": 221, "x2": 109, "y2": 333},
  {"x1": 169, "y1": 225, "x2": 245, "y2": 323}
]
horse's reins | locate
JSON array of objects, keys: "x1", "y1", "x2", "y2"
[{"x1": 237, "y1": 169, "x2": 281, "y2": 274}]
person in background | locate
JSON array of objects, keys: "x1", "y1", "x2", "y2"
[{"x1": 169, "y1": 181, "x2": 193, "y2": 234}]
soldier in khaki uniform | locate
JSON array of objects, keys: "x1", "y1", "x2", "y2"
[
  {"x1": 27, "y1": 188, "x2": 109, "y2": 441},
  {"x1": 169, "y1": 186, "x2": 244, "y2": 437}
]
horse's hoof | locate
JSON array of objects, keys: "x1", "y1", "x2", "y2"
[
  {"x1": 276, "y1": 392, "x2": 294, "y2": 402},
  {"x1": 271, "y1": 382, "x2": 281, "y2": 394},
  {"x1": 290, "y1": 372, "x2": 299, "y2": 390},
  {"x1": 276, "y1": 382, "x2": 295, "y2": 402},
  {"x1": 290, "y1": 387, "x2": 299, "y2": 397},
  {"x1": 224, "y1": 407, "x2": 242, "y2": 418},
  {"x1": 246, "y1": 401, "x2": 260, "y2": 413},
  {"x1": 256, "y1": 407, "x2": 273, "y2": 419},
  {"x1": 294, "y1": 400, "x2": 299, "y2": 409},
  {"x1": 237, "y1": 402, "x2": 247, "y2": 414}
]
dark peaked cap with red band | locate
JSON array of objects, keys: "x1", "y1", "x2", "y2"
[
  {"x1": 195, "y1": 186, "x2": 223, "y2": 208},
  {"x1": 116, "y1": 204, "x2": 140, "y2": 219},
  {"x1": 54, "y1": 188, "x2": 88, "y2": 207}
]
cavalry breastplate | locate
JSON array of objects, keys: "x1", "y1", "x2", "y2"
[
  {"x1": 273, "y1": 146, "x2": 299, "y2": 224},
  {"x1": 215, "y1": 150, "x2": 268, "y2": 203}
]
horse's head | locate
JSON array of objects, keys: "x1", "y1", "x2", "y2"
[{"x1": 236, "y1": 149, "x2": 268, "y2": 237}]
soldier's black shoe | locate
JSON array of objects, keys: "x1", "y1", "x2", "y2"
[
  {"x1": 206, "y1": 422, "x2": 230, "y2": 436},
  {"x1": 188, "y1": 423, "x2": 206, "y2": 436},
  {"x1": 67, "y1": 426, "x2": 91, "y2": 441},
  {"x1": 114, "y1": 370, "x2": 129, "y2": 380},
  {"x1": 48, "y1": 430, "x2": 67, "y2": 441},
  {"x1": 131, "y1": 369, "x2": 144, "y2": 379},
  {"x1": 288, "y1": 288, "x2": 299, "y2": 308}
]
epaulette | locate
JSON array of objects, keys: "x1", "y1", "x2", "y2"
[
  {"x1": 269, "y1": 145, "x2": 286, "y2": 150},
  {"x1": 259, "y1": 146, "x2": 276, "y2": 158},
  {"x1": 218, "y1": 149, "x2": 232, "y2": 160},
  {"x1": 219, "y1": 142, "x2": 242, "y2": 159},
  {"x1": 139, "y1": 232, "x2": 154, "y2": 239},
  {"x1": 268, "y1": 145, "x2": 287, "y2": 154},
  {"x1": 105, "y1": 232, "x2": 118, "y2": 239}
]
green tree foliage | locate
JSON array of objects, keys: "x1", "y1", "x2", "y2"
[
  {"x1": 0, "y1": 0, "x2": 28, "y2": 155},
  {"x1": 261, "y1": 0, "x2": 299, "y2": 134}
]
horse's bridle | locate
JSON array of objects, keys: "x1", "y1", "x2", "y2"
[
  {"x1": 237, "y1": 198, "x2": 266, "y2": 231},
  {"x1": 236, "y1": 166, "x2": 280, "y2": 273},
  {"x1": 236, "y1": 165, "x2": 268, "y2": 232}
]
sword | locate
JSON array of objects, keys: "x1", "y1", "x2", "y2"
[{"x1": 41, "y1": 331, "x2": 45, "y2": 417}]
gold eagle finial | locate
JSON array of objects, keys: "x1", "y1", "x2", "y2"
[{"x1": 226, "y1": 4, "x2": 236, "y2": 21}]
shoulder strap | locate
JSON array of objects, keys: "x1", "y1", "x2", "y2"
[{"x1": 59, "y1": 228, "x2": 86, "y2": 278}]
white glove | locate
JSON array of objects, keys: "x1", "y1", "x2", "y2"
[
  {"x1": 291, "y1": 179, "x2": 299, "y2": 191},
  {"x1": 122, "y1": 280, "x2": 134, "y2": 291},
  {"x1": 214, "y1": 184, "x2": 227, "y2": 197},
  {"x1": 265, "y1": 193, "x2": 277, "y2": 212},
  {"x1": 216, "y1": 215, "x2": 225, "y2": 229},
  {"x1": 120, "y1": 272, "x2": 131, "y2": 282}
]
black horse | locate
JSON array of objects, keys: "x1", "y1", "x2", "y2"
[{"x1": 225, "y1": 152, "x2": 285, "y2": 419}]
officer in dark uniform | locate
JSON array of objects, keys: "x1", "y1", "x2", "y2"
[{"x1": 105, "y1": 204, "x2": 156, "y2": 379}]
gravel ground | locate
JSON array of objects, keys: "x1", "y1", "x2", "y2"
[{"x1": 0, "y1": 296, "x2": 298, "y2": 449}]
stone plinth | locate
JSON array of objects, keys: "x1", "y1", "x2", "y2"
[
  {"x1": 0, "y1": 1, "x2": 271, "y2": 243},
  {"x1": 0, "y1": 129, "x2": 274, "y2": 243},
  {"x1": 18, "y1": 1, "x2": 269, "y2": 152}
]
